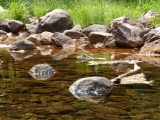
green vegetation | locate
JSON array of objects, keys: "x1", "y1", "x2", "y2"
[{"x1": 0, "y1": 0, "x2": 160, "y2": 27}]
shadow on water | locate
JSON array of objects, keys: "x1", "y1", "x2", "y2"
[{"x1": 0, "y1": 47, "x2": 160, "y2": 119}]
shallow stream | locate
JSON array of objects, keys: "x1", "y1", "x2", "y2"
[{"x1": 0, "y1": 46, "x2": 160, "y2": 120}]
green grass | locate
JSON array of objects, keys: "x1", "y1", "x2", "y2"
[{"x1": 0, "y1": 0, "x2": 160, "y2": 27}]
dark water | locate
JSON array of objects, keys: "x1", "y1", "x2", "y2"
[{"x1": 0, "y1": 47, "x2": 160, "y2": 120}]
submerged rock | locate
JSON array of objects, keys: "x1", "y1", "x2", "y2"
[
  {"x1": 69, "y1": 62, "x2": 152, "y2": 102},
  {"x1": 69, "y1": 76, "x2": 114, "y2": 102},
  {"x1": 28, "y1": 64, "x2": 55, "y2": 80}
]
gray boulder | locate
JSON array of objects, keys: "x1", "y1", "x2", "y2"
[
  {"x1": 7, "y1": 20, "x2": 25, "y2": 34},
  {"x1": 81, "y1": 24, "x2": 108, "y2": 36},
  {"x1": 39, "y1": 31, "x2": 54, "y2": 45},
  {"x1": 109, "y1": 16, "x2": 144, "y2": 31},
  {"x1": 0, "y1": 19, "x2": 10, "y2": 32},
  {"x1": 10, "y1": 39, "x2": 37, "y2": 51},
  {"x1": 26, "y1": 24, "x2": 37, "y2": 34},
  {"x1": 25, "y1": 34, "x2": 41, "y2": 46},
  {"x1": 36, "y1": 9, "x2": 73, "y2": 33},
  {"x1": 88, "y1": 32, "x2": 114, "y2": 44},
  {"x1": 139, "y1": 10, "x2": 159, "y2": 27},
  {"x1": 64, "y1": 30, "x2": 84, "y2": 39},
  {"x1": 51, "y1": 32, "x2": 75, "y2": 48},
  {"x1": 142, "y1": 27, "x2": 160, "y2": 43},
  {"x1": 111, "y1": 23, "x2": 143, "y2": 48},
  {"x1": 140, "y1": 39, "x2": 160, "y2": 56}
]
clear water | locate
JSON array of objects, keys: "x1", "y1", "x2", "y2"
[{"x1": 0, "y1": 47, "x2": 160, "y2": 120}]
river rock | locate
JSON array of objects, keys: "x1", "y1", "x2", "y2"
[
  {"x1": 109, "y1": 16, "x2": 144, "y2": 31},
  {"x1": 51, "y1": 32, "x2": 75, "y2": 48},
  {"x1": 111, "y1": 23, "x2": 143, "y2": 48},
  {"x1": 28, "y1": 63, "x2": 55, "y2": 80},
  {"x1": 88, "y1": 32, "x2": 114, "y2": 44},
  {"x1": 10, "y1": 39, "x2": 37, "y2": 51},
  {"x1": 25, "y1": 34, "x2": 41, "y2": 46},
  {"x1": 0, "y1": 19, "x2": 10, "y2": 32},
  {"x1": 139, "y1": 10, "x2": 159, "y2": 27},
  {"x1": 63, "y1": 30, "x2": 84, "y2": 39},
  {"x1": 140, "y1": 39, "x2": 160, "y2": 56},
  {"x1": 81, "y1": 24, "x2": 108, "y2": 36},
  {"x1": 26, "y1": 24, "x2": 37, "y2": 34},
  {"x1": 1, "y1": 36, "x2": 20, "y2": 44},
  {"x1": 142, "y1": 27, "x2": 160, "y2": 43},
  {"x1": 7, "y1": 20, "x2": 25, "y2": 34},
  {"x1": 39, "y1": 31, "x2": 54, "y2": 45},
  {"x1": 36, "y1": 9, "x2": 73, "y2": 33}
]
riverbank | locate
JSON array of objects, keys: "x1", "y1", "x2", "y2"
[{"x1": 0, "y1": 0, "x2": 160, "y2": 27}]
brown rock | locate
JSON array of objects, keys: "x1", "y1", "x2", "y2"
[{"x1": 64, "y1": 30, "x2": 84, "y2": 39}]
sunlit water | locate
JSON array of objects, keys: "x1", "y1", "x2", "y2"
[{"x1": 0, "y1": 47, "x2": 160, "y2": 120}]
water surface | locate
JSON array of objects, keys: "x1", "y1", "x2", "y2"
[{"x1": 0, "y1": 47, "x2": 160, "y2": 120}]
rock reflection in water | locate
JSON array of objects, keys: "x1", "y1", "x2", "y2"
[
  {"x1": 10, "y1": 50, "x2": 37, "y2": 61},
  {"x1": 28, "y1": 63, "x2": 55, "y2": 80}
]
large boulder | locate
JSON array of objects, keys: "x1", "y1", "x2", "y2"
[
  {"x1": 10, "y1": 39, "x2": 37, "y2": 51},
  {"x1": 110, "y1": 23, "x2": 143, "y2": 48},
  {"x1": 140, "y1": 39, "x2": 160, "y2": 56},
  {"x1": 0, "y1": 19, "x2": 10, "y2": 32},
  {"x1": 36, "y1": 9, "x2": 73, "y2": 33},
  {"x1": 81, "y1": 24, "x2": 108, "y2": 36},
  {"x1": 7, "y1": 20, "x2": 25, "y2": 34},
  {"x1": 88, "y1": 32, "x2": 114, "y2": 44},
  {"x1": 142, "y1": 27, "x2": 160, "y2": 43},
  {"x1": 109, "y1": 16, "x2": 144, "y2": 31},
  {"x1": 51, "y1": 32, "x2": 75, "y2": 48}
]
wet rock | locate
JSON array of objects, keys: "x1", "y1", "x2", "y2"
[
  {"x1": 88, "y1": 32, "x2": 113, "y2": 44},
  {"x1": 111, "y1": 23, "x2": 143, "y2": 48},
  {"x1": 28, "y1": 63, "x2": 55, "y2": 80},
  {"x1": 0, "y1": 19, "x2": 10, "y2": 32},
  {"x1": 10, "y1": 50, "x2": 37, "y2": 61},
  {"x1": 140, "y1": 39, "x2": 160, "y2": 56},
  {"x1": 36, "y1": 9, "x2": 73, "y2": 33},
  {"x1": 51, "y1": 32, "x2": 75, "y2": 48},
  {"x1": 81, "y1": 24, "x2": 108, "y2": 36},
  {"x1": 39, "y1": 31, "x2": 54, "y2": 45},
  {"x1": 25, "y1": 34, "x2": 41, "y2": 46},
  {"x1": 69, "y1": 76, "x2": 114, "y2": 102},
  {"x1": 10, "y1": 39, "x2": 37, "y2": 51},
  {"x1": 0, "y1": 30, "x2": 7, "y2": 41},
  {"x1": 1, "y1": 36, "x2": 20, "y2": 45},
  {"x1": 75, "y1": 37, "x2": 91, "y2": 49},
  {"x1": 104, "y1": 39, "x2": 117, "y2": 48},
  {"x1": 63, "y1": 30, "x2": 84, "y2": 39},
  {"x1": 7, "y1": 20, "x2": 25, "y2": 34},
  {"x1": 26, "y1": 24, "x2": 37, "y2": 34},
  {"x1": 142, "y1": 27, "x2": 160, "y2": 43}
]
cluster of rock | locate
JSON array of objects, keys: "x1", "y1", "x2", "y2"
[{"x1": 0, "y1": 8, "x2": 160, "y2": 56}]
